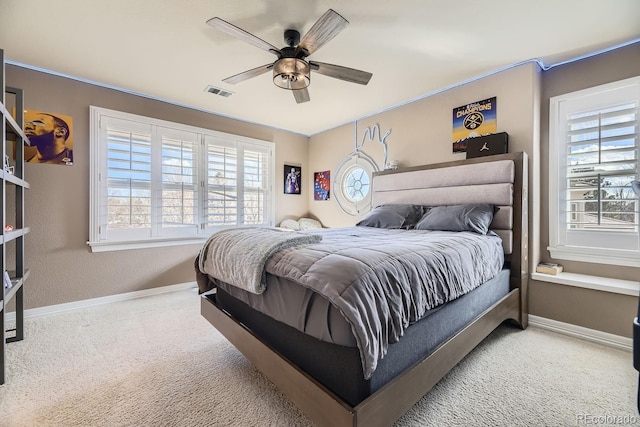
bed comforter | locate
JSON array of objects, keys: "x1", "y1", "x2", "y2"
[{"x1": 197, "y1": 226, "x2": 504, "y2": 379}]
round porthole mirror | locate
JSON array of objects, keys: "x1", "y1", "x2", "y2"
[{"x1": 334, "y1": 151, "x2": 379, "y2": 216}]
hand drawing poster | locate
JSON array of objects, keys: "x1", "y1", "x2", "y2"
[
  {"x1": 24, "y1": 110, "x2": 74, "y2": 165},
  {"x1": 452, "y1": 97, "x2": 496, "y2": 153},
  {"x1": 314, "y1": 170, "x2": 330, "y2": 201}
]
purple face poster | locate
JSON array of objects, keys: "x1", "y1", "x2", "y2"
[{"x1": 284, "y1": 165, "x2": 301, "y2": 194}]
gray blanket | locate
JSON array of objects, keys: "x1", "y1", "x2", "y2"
[
  {"x1": 265, "y1": 227, "x2": 504, "y2": 379},
  {"x1": 199, "y1": 226, "x2": 504, "y2": 379},
  {"x1": 197, "y1": 227, "x2": 322, "y2": 294}
]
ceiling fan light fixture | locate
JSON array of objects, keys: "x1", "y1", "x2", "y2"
[{"x1": 273, "y1": 58, "x2": 310, "y2": 90}]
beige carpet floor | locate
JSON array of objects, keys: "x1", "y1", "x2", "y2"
[{"x1": 0, "y1": 287, "x2": 637, "y2": 426}]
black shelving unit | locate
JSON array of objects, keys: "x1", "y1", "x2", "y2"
[{"x1": 1, "y1": 48, "x2": 30, "y2": 385}]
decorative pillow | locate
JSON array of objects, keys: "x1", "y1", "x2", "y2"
[
  {"x1": 356, "y1": 204, "x2": 425, "y2": 229},
  {"x1": 279, "y1": 219, "x2": 301, "y2": 231},
  {"x1": 298, "y1": 217, "x2": 323, "y2": 230},
  {"x1": 415, "y1": 204, "x2": 495, "y2": 234}
]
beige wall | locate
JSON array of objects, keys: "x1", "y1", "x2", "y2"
[
  {"x1": 533, "y1": 42, "x2": 640, "y2": 337},
  {"x1": 308, "y1": 62, "x2": 541, "y2": 262},
  {"x1": 6, "y1": 65, "x2": 308, "y2": 309}
]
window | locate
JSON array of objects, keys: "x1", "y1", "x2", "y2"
[
  {"x1": 89, "y1": 107, "x2": 274, "y2": 252},
  {"x1": 548, "y1": 76, "x2": 640, "y2": 266},
  {"x1": 343, "y1": 165, "x2": 370, "y2": 203},
  {"x1": 333, "y1": 151, "x2": 378, "y2": 216}
]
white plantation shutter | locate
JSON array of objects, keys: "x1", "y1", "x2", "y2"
[
  {"x1": 159, "y1": 127, "x2": 199, "y2": 237},
  {"x1": 102, "y1": 116, "x2": 153, "y2": 241},
  {"x1": 89, "y1": 107, "x2": 274, "y2": 251},
  {"x1": 205, "y1": 136, "x2": 238, "y2": 227},
  {"x1": 549, "y1": 76, "x2": 640, "y2": 266},
  {"x1": 242, "y1": 144, "x2": 270, "y2": 225},
  {"x1": 203, "y1": 136, "x2": 273, "y2": 231},
  {"x1": 565, "y1": 104, "x2": 638, "y2": 231}
]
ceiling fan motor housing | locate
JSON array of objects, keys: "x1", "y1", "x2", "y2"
[{"x1": 284, "y1": 29, "x2": 300, "y2": 47}]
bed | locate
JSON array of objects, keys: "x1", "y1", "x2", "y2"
[{"x1": 196, "y1": 152, "x2": 528, "y2": 427}]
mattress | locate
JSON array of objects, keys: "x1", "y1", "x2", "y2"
[
  {"x1": 210, "y1": 268, "x2": 511, "y2": 406},
  {"x1": 216, "y1": 275, "x2": 359, "y2": 346},
  {"x1": 216, "y1": 263, "x2": 483, "y2": 348}
]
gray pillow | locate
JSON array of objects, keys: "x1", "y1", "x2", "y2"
[
  {"x1": 356, "y1": 204, "x2": 425, "y2": 229},
  {"x1": 415, "y1": 204, "x2": 495, "y2": 234}
]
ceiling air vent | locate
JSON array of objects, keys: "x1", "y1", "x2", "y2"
[{"x1": 204, "y1": 85, "x2": 233, "y2": 97}]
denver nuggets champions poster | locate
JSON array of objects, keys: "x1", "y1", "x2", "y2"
[{"x1": 452, "y1": 97, "x2": 497, "y2": 152}]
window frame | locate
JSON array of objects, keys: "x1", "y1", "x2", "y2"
[
  {"x1": 333, "y1": 151, "x2": 379, "y2": 216},
  {"x1": 548, "y1": 76, "x2": 640, "y2": 267},
  {"x1": 88, "y1": 106, "x2": 275, "y2": 252}
]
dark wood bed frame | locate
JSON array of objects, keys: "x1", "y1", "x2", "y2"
[{"x1": 200, "y1": 152, "x2": 528, "y2": 427}]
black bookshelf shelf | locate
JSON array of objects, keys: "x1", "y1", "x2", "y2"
[{"x1": 1, "y1": 48, "x2": 29, "y2": 384}]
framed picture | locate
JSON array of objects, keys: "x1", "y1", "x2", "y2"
[
  {"x1": 284, "y1": 164, "x2": 301, "y2": 194},
  {"x1": 452, "y1": 97, "x2": 497, "y2": 153},
  {"x1": 314, "y1": 170, "x2": 330, "y2": 201},
  {"x1": 23, "y1": 110, "x2": 74, "y2": 165}
]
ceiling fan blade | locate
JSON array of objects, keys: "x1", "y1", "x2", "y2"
[
  {"x1": 310, "y1": 61, "x2": 372, "y2": 85},
  {"x1": 298, "y1": 9, "x2": 349, "y2": 55},
  {"x1": 293, "y1": 88, "x2": 310, "y2": 104},
  {"x1": 207, "y1": 17, "x2": 280, "y2": 55},
  {"x1": 222, "y1": 63, "x2": 273, "y2": 85}
]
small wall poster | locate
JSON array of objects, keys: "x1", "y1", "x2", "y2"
[
  {"x1": 284, "y1": 164, "x2": 301, "y2": 194},
  {"x1": 23, "y1": 110, "x2": 74, "y2": 165},
  {"x1": 452, "y1": 97, "x2": 497, "y2": 152},
  {"x1": 314, "y1": 170, "x2": 330, "y2": 201}
]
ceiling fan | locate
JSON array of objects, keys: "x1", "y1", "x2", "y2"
[{"x1": 206, "y1": 9, "x2": 373, "y2": 103}]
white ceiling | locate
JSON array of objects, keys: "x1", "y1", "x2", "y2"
[{"x1": 1, "y1": 0, "x2": 639, "y2": 136}]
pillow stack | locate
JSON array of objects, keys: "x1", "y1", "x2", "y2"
[{"x1": 356, "y1": 203, "x2": 496, "y2": 235}]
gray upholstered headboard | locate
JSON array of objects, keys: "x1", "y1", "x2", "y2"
[{"x1": 371, "y1": 153, "x2": 527, "y2": 260}]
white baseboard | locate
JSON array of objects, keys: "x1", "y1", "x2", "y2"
[
  {"x1": 4, "y1": 281, "x2": 197, "y2": 323},
  {"x1": 529, "y1": 314, "x2": 632, "y2": 352}
]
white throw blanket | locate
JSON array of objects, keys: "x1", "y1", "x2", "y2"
[{"x1": 198, "y1": 227, "x2": 322, "y2": 294}]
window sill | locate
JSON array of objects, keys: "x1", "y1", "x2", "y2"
[
  {"x1": 531, "y1": 271, "x2": 639, "y2": 296},
  {"x1": 88, "y1": 238, "x2": 207, "y2": 253},
  {"x1": 548, "y1": 246, "x2": 640, "y2": 268}
]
